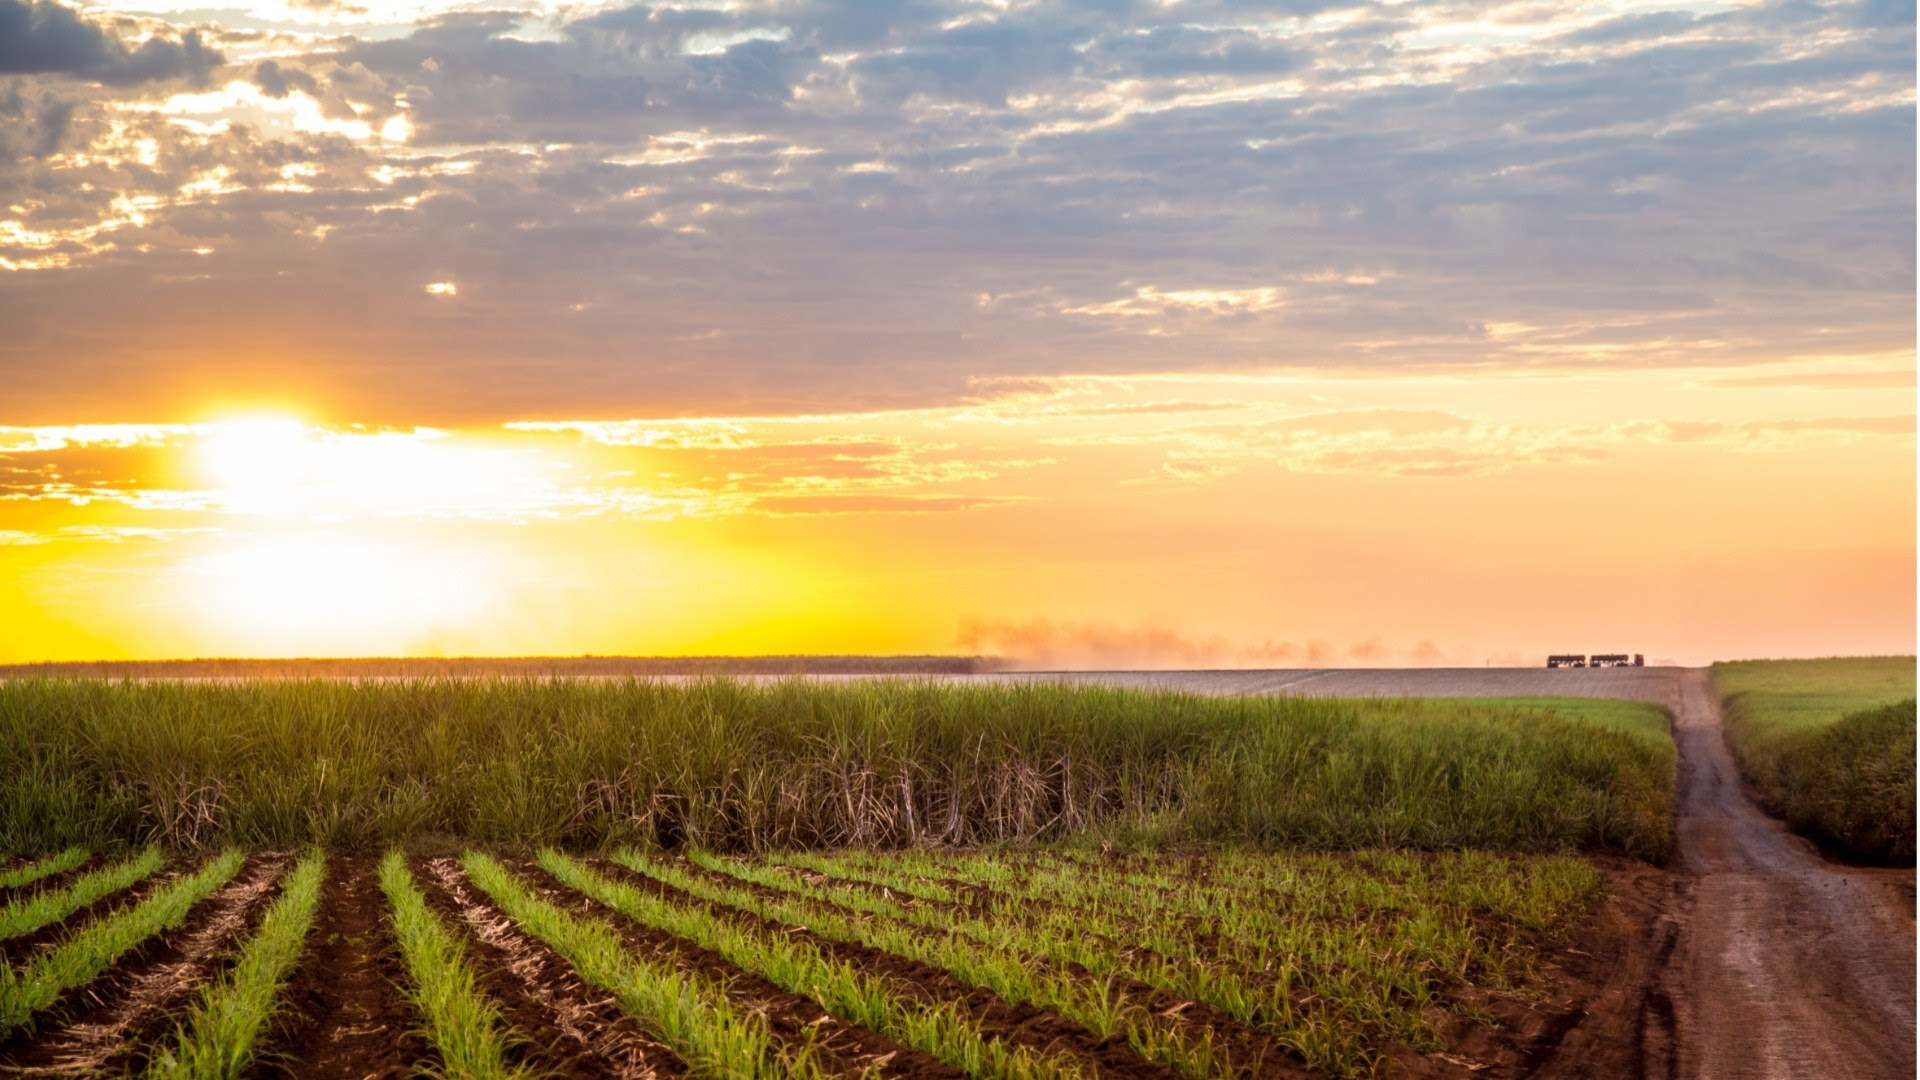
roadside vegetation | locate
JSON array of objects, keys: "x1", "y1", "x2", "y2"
[
  {"x1": 0, "y1": 678, "x2": 1673, "y2": 859},
  {"x1": 1714, "y1": 657, "x2": 1916, "y2": 862}
]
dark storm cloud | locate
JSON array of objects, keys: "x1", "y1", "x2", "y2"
[
  {"x1": 253, "y1": 59, "x2": 319, "y2": 99},
  {"x1": 0, "y1": 0, "x2": 1911, "y2": 421},
  {"x1": 0, "y1": 0, "x2": 221, "y2": 85}
]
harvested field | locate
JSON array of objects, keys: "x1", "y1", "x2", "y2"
[{"x1": 0, "y1": 845, "x2": 1613, "y2": 1079}]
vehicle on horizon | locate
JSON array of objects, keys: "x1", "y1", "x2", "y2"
[{"x1": 1548, "y1": 653, "x2": 1646, "y2": 668}]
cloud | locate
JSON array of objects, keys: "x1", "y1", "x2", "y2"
[
  {"x1": 1708, "y1": 369, "x2": 1915, "y2": 390},
  {"x1": 0, "y1": 0, "x2": 221, "y2": 85},
  {"x1": 252, "y1": 60, "x2": 319, "y2": 100},
  {"x1": 0, "y1": 0, "x2": 1909, "y2": 420}
]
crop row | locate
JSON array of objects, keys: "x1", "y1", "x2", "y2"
[{"x1": 0, "y1": 845, "x2": 1600, "y2": 1078}]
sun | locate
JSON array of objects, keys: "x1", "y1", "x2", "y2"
[
  {"x1": 195, "y1": 414, "x2": 314, "y2": 499},
  {"x1": 178, "y1": 413, "x2": 515, "y2": 653}
]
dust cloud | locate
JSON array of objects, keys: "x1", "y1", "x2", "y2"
[{"x1": 956, "y1": 618, "x2": 1453, "y2": 670}]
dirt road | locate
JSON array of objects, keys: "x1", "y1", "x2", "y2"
[
  {"x1": 1651, "y1": 668, "x2": 1915, "y2": 1080},
  {"x1": 987, "y1": 667, "x2": 1916, "y2": 1078}
]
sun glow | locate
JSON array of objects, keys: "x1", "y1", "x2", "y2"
[
  {"x1": 173, "y1": 416, "x2": 531, "y2": 652},
  {"x1": 197, "y1": 415, "x2": 312, "y2": 497},
  {"x1": 177, "y1": 535, "x2": 501, "y2": 655}
]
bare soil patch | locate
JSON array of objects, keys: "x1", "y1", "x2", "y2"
[
  {"x1": 246, "y1": 857, "x2": 427, "y2": 1080},
  {"x1": 417, "y1": 857, "x2": 684, "y2": 1080}
]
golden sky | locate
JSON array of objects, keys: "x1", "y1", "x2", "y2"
[
  {"x1": 0, "y1": 0, "x2": 1912, "y2": 665},
  {"x1": 2, "y1": 361, "x2": 1911, "y2": 665}
]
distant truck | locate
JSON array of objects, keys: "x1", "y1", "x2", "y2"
[{"x1": 1548, "y1": 654, "x2": 1645, "y2": 668}]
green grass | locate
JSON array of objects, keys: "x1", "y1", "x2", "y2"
[
  {"x1": 378, "y1": 852, "x2": 532, "y2": 1080},
  {"x1": 0, "y1": 678, "x2": 1673, "y2": 859},
  {"x1": 0, "y1": 847, "x2": 165, "y2": 941},
  {"x1": 0, "y1": 849, "x2": 245, "y2": 1035},
  {"x1": 461, "y1": 851, "x2": 817, "y2": 1080},
  {"x1": 147, "y1": 851, "x2": 326, "y2": 1079},
  {"x1": 0, "y1": 848, "x2": 87, "y2": 890},
  {"x1": 1714, "y1": 658, "x2": 1916, "y2": 862}
]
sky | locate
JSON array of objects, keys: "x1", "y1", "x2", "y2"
[{"x1": 0, "y1": 0, "x2": 1912, "y2": 666}]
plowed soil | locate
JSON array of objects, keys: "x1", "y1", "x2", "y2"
[
  {"x1": 247, "y1": 856, "x2": 426, "y2": 1080},
  {"x1": 0, "y1": 854, "x2": 287, "y2": 1075},
  {"x1": 513, "y1": 859, "x2": 959, "y2": 1080},
  {"x1": 417, "y1": 857, "x2": 684, "y2": 1079},
  {"x1": 590, "y1": 856, "x2": 1188, "y2": 1080}
]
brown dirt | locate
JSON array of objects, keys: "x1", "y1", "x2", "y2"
[
  {"x1": 597, "y1": 856, "x2": 1203, "y2": 1080},
  {"x1": 509, "y1": 858, "x2": 959, "y2": 1080},
  {"x1": 0, "y1": 863, "x2": 182, "y2": 971},
  {"x1": 245, "y1": 856, "x2": 428, "y2": 1080},
  {"x1": 0, "y1": 855, "x2": 288, "y2": 1075},
  {"x1": 415, "y1": 856, "x2": 685, "y2": 1079},
  {"x1": 1649, "y1": 669, "x2": 1914, "y2": 1080}
]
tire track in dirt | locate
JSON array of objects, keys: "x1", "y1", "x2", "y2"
[
  {"x1": 417, "y1": 857, "x2": 684, "y2": 1080},
  {"x1": 246, "y1": 856, "x2": 426, "y2": 1080},
  {"x1": 0, "y1": 854, "x2": 287, "y2": 1076},
  {"x1": 509, "y1": 859, "x2": 959, "y2": 1080}
]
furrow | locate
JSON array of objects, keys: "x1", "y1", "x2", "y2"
[
  {"x1": 416, "y1": 855, "x2": 682, "y2": 1080},
  {"x1": 147, "y1": 851, "x2": 327, "y2": 1080},
  {"x1": 608, "y1": 854, "x2": 1215, "y2": 1080},
  {"x1": 677, "y1": 853, "x2": 1325, "y2": 1080},
  {"x1": 580, "y1": 855, "x2": 1121, "y2": 1080},
  {"x1": 0, "y1": 853, "x2": 289, "y2": 1075},
  {"x1": 544, "y1": 850, "x2": 1055, "y2": 1080},
  {"x1": 459, "y1": 851, "x2": 806, "y2": 1080},
  {"x1": 0, "y1": 850, "x2": 246, "y2": 1041},
  {"x1": 242, "y1": 856, "x2": 426, "y2": 1080},
  {"x1": 0, "y1": 851, "x2": 169, "y2": 965},
  {"x1": 506, "y1": 857, "x2": 894, "y2": 1079},
  {"x1": 0, "y1": 854, "x2": 94, "y2": 909}
]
